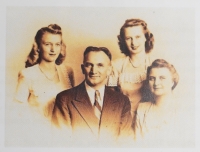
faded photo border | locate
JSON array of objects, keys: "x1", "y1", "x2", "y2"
[{"x1": 1, "y1": 0, "x2": 200, "y2": 152}]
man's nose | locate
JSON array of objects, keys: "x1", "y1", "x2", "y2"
[{"x1": 91, "y1": 65, "x2": 97, "y2": 74}]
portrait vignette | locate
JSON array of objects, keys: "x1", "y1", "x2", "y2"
[{"x1": 3, "y1": 3, "x2": 198, "y2": 151}]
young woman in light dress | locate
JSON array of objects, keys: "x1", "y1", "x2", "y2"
[
  {"x1": 107, "y1": 19, "x2": 154, "y2": 119},
  {"x1": 15, "y1": 24, "x2": 74, "y2": 120},
  {"x1": 134, "y1": 59, "x2": 183, "y2": 147}
]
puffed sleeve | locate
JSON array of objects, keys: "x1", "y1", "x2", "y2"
[
  {"x1": 14, "y1": 70, "x2": 30, "y2": 103},
  {"x1": 106, "y1": 60, "x2": 119, "y2": 87}
]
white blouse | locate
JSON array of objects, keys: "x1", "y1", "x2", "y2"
[
  {"x1": 107, "y1": 55, "x2": 151, "y2": 86},
  {"x1": 15, "y1": 64, "x2": 73, "y2": 118},
  {"x1": 107, "y1": 55, "x2": 152, "y2": 115},
  {"x1": 134, "y1": 99, "x2": 185, "y2": 147}
]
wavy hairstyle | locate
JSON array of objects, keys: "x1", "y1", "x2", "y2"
[
  {"x1": 141, "y1": 59, "x2": 179, "y2": 102},
  {"x1": 25, "y1": 24, "x2": 66, "y2": 68},
  {"x1": 118, "y1": 19, "x2": 154, "y2": 56}
]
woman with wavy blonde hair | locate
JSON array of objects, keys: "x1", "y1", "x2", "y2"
[
  {"x1": 15, "y1": 24, "x2": 74, "y2": 119},
  {"x1": 107, "y1": 19, "x2": 154, "y2": 120}
]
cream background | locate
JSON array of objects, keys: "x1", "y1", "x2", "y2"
[{"x1": 2, "y1": 0, "x2": 198, "y2": 151}]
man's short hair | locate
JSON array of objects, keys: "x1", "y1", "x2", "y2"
[{"x1": 83, "y1": 46, "x2": 112, "y2": 61}]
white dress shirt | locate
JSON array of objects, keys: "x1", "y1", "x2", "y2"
[{"x1": 85, "y1": 81, "x2": 105, "y2": 108}]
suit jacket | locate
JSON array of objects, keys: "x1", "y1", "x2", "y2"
[{"x1": 52, "y1": 81, "x2": 132, "y2": 143}]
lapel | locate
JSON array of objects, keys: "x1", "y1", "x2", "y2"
[
  {"x1": 99, "y1": 87, "x2": 120, "y2": 130},
  {"x1": 71, "y1": 82, "x2": 99, "y2": 135}
]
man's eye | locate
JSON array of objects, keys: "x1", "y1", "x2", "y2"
[
  {"x1": 45, "y1": 43, "x2": 50, "y2": 46},
  {"x1": 98, "y1": 63, "x2": 104, "y2": 67}
]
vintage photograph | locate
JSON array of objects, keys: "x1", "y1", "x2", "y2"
[{"x1": 4, "y1": 6, "x2": 196, "y2": 149}]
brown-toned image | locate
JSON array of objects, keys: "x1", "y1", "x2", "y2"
[
  {"x1": 52, "y1": 46, "x2": 132, "y2": 147},
  {"x1": 5, "y1": 7, "x2": 195, "y2": 148},
  {"x1": 107, "y1": 18, "x2": 154, "y2": 120},
  {"x1": 134, "y1": 59, "x2": 183, "y2": 147}
]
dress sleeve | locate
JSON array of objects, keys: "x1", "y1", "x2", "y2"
[
  {"x1": 106, "y1": 61, "x2": 119, "y2": 87},
  {"x1": 134, "y1": 103, "x2": 146, "y2": 141},
  {"x1": 14, "y1": 70, "x2": 30, "y2": 103},
  {"x1": 119, "y1": 95, "x2": 133, "y2": 136}
]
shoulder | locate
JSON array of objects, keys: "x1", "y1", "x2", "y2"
[
  {"x1": 138, "y1": 101, "x2": 152, "y2": 110},
  {"x1": 106, "y1": 87, "x2": 126, "y2": 96},
  {"x1": 65, "y1": 65, "x2": 73, "y2": 73},
  {"x1": 57, "y1": 84, "x2": 76, "y2": 97},
  {"x1": 18, "y1": 64, "x2": 39, "y2": 79},
  {"x1": 58, "y1": 64, "x2": 73, "y2": 72},
  {"x1": 137, "y1": 101, "x2": 152, "y2": 115},
  {"x1": 106, "y1": 87, "x2": 130, "y2": 103},
  {"x1": 111, "y1": 56, "x2": 128, "y2": 74},
  {"x1": 57, "y1": 64, "x2": 74, "y2": 78},
  {"x1": 56, "y1": 82, "x2": 83, "y2": 99},
  {"x1": 112, "y1": 56, "x2": 127, "y2": 66},
  {"x1": 147, "y1": 53, "x2": 156, "y2": 65}
]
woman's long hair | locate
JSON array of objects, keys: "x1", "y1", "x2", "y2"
[
  {"x1": 118, "y1": 18, "x2": 154, "y2": 56},
  {"x1": 25, "y1": 24, "x2": 66, "y2": 68}
]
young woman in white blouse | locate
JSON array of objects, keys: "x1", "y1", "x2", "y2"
[
  {"x1": 15, "y1": 24, "x2": 74, "y2": 119},
  {"x1": 135, "y1": 59, "x2": 181, "y2": 147}
]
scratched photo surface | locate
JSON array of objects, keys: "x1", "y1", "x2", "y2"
[{"x1": 5, "y1": 7, "x2": 195, "y2": 147}]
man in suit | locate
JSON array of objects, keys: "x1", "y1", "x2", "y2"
[{"x1": 52, "y1": 46, "x2": 132, "y2": 146}]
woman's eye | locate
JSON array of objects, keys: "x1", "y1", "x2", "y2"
[
  {"x1": 56, "y1": 43, "x2": 61, "y2": 46},
  {"x1": 160, "y1": 76, "x2": 166, "y2": 80},
  {"x1": 136, "y1": 36, "x2": 140, "y2": 39}
]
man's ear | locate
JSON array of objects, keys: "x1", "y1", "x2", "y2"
[{"x1": 81, "y1": 64, "x2": 85, "y2": 74}]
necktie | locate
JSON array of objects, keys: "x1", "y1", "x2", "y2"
[{"x1": 94, "y1": 90, "x2": 101, "y2": 119}]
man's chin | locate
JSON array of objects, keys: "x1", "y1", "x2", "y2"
[{"x1": 86, "y1": 80, "x2": 97, "y2": 87}]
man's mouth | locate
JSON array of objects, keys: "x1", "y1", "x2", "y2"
[
  {"x1": 89, "y1": 75, "x2": 99, "y2": 78},
  {"x1": 49, "y1": 53, "x2": 56, "y2": 56}
]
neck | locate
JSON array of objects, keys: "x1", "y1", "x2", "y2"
[
  {"x1": 86, "y1": 82, "x2": 105, "y2": 91},
  {"x1": 154, "y1": 92, "x2": 173, "y2": 108},
  {"x1": 129, "y1": 50, "x2": 146, "y2": 61},
  {"x1": 129, "y1": 51, "x2": 146, "y2": 68},
  {"x1": 39, "y1": 60, "x2": 56, "y2": 71}
]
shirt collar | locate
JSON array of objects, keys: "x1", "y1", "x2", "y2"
[{"x1": 85, "y1": 81, "x2": 105, "y2": 107}]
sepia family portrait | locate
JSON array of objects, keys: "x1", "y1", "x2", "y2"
[{"x1": 4, "y1": 5, "x2": 196, "y2": 149}]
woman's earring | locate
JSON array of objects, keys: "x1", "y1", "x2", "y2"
[{"x1": 37, "y1": 49, "x2": 40, "y2": 52}]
